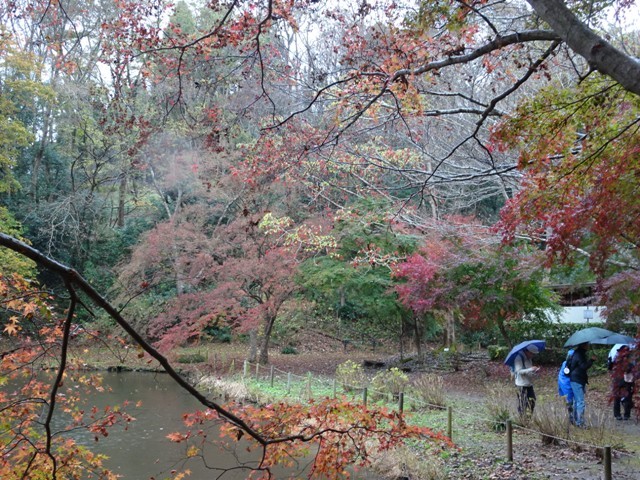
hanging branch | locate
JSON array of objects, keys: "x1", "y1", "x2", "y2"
[{"x1": 0, "y1": 232, "x2": 268, "y2": 447}]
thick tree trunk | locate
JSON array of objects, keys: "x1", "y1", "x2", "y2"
[
  {"x1": 498, "y1": 319, "x2": 512, "y2": 348},
  {"x1": 258, "y1": 314, "x2": 277, "y2": 365},
  {"x1": 526, "y1": 0, "x2": 640, "y2": 96},
  {"x1": 442, "y1": 311, "x2": 456, "y2": 348},
  {"x1": 30, "y1": 110, "x2": 52, "y2": 202},
  {"x1": 413, "y1": 316, "x2": 422, "y2": 357}
]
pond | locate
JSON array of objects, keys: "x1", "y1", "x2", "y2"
[
  {"x1": 67, "y1": 371, "x2": 279, "y2": 479},
  {"x1": 63, "y1": 371, "x2": 380, "y2": 480}
]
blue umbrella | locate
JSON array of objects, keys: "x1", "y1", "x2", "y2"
[{"x1": 504, "y1": 339, "x2": 547, "y2": 367}]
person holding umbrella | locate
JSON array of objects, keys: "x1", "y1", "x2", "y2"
[
  {"x1": 513, "y1": 344, "x2": 541, "y2": 416},
  {"x1": 563, "y1": 327, "x2": 636, "y2": 426},
  {"x1": 568, "y1": 342, "x2": 595, "y2": 427}
]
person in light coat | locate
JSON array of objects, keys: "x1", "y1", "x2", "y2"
[{"x1": 514, "y1": 344, "x2": 541, "y2": 416}]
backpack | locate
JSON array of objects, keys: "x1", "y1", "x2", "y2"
[{"x1": 562, "y1": 350, "x2": 575, "y2": 376}]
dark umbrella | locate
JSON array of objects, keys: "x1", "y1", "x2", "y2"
[
  {"x1": 563, "y1": 326, "x2": 619, "y2": 347},
  {"x1": 591, "y1": 333, "x2": 636, "y2": 346},
  {"x1": 504, "y1": 339, "x2": 546, "y2": 367}
]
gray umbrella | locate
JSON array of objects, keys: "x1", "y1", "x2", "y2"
[
  {"x1": 590, "y1": 333, "x2": 636, "y2": 346},
  {"x1": 563, "y1": 327, "x2": 618, "y2": 347}
]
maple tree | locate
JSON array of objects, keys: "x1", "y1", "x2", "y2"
[
  {"x1": 169, "y1": 397, "x2": 452, "y2": 479},
  {"x1": 142, "y1": 212, "x2": 301, "y2": 365},
  {"x1": 394, "y1": 218, "x2": 558, "y2": 346},
  {"x1": 496, "y1": 71, "x2": 640, "y2": 320},
  {"x1": 3, "y1": 0, "x2": 637, "y2": 281},
  {"x1": 0, "y1": 266, "x2": 133, "y2": 479}
]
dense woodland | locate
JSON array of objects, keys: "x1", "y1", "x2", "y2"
[{"x1": 0, "y1": 0, "x2": 639, "y2": 478}]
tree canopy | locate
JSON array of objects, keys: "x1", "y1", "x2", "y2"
[{"x1": 1, "y1": 0, "x2": 639, "y2": 477}]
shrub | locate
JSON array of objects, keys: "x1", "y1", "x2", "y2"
[
  {"x1": 370, "y1": 367, "x2": 409, "y2": 400},
  {"x1": 412, "y1": 373, "x2": 446, "y2": 409},
  {"x1": 487, "y1": 345, "x2": 509, "y2": 361},
  {"x1": 204, "y1": 325, "x2": 232, "y2": 343},
  {"x1": 335, "y1": 360, "x2": 366, "y2": 392},
  {"x1": 281, "y1": 345, "x2": 298, "y2": 355},
  {"x1": 177, "y1": 352, "x2": 207, "y2": 364},
  {"x1": 535, "y1": 347, "x2": 568, "y2": 366}
]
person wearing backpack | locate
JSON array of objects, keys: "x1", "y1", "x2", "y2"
[
  {"x1": 568, "y1": 342, "x2": 595, "y2": 427},
  {"x1": 514, "y1": 344, "x2": 541, "y2": 416},
  {"x1": 558, "y1": 349, "x2": 575, "y2": 424}
]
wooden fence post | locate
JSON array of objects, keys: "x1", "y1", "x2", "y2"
[
  {"x1": 287, "y1": 372, "x2": 291, "y2": 394},
  {"x1": 243, "y1": 360, "x2": 248, "y2": 378},
  {"x1": 270, "y1": 365, "x2": 274, "y2": 387},
  {"x1": 603, "y1": 446, "x2": 611, "y2": 480},
  {"x1": 447, "y1": 406, "x2": 452, "y2": 440},
  {"x1": 363, "y1": 387, "x2": 368, "y2": 406},
  {"x1": 399, "y1": 392, "x2": 404, "y2": 414},
  {"x1": 506, "y1": 420, "x2": 513, "y2": 462}
]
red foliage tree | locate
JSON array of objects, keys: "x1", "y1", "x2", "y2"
[
  {"x1": 0, "y1": 270, "x2": 134, "y2": 479},
  {"x1": 394, "y1": 218, "x2": 557, "y2": 346},
  {"x1": 145, "y1": 212, "x2": 300, "y2": 365},
  {"x1": 495, "y1": 77, "x2": 640, "y2": 321}
]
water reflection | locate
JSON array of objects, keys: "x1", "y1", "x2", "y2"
[
  {"x1": 71, "y1": 371, "x2": 263, "y2": 479},
  {"x1": 63, "y1": 371, "x2": 378, "y2": 479}
]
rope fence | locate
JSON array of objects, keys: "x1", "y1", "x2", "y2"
[{"x1": 235, "y1": 360, "x2": 638, "y2": 480}]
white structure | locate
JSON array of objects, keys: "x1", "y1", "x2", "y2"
[{"x1": 551, "y1": 306, "x2": 606, "y2": 324}]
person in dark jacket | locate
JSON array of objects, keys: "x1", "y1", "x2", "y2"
[
  {"x1": 569, "y1": 342, "x2": 595, "y2": 427},
  {"x1": 610, "y1": 345, "x2": 635, "y2": 420}
]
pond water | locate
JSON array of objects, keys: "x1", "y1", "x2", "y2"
[
  {"x1": 62, "y1": 371, "x2": 380, "y2": 480},
  {"x1": 67, "y1": 371, "x2": 272, "y2": 479}
]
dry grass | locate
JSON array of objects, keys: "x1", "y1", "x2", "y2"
[
  {"x1": 531, "y1": 396, "x2": 573, "y2": 445},
  {"x1": 199, "y1": 377, "x2": 251, "y2": 402},
  {"x1": 575, "y1": 409, "x2": 626, "y2": 452},
  {"x1": 412, "y1": 373, "x2": 447, "y2": 409},
  {"x1": 370, "y1": 445, "x2": 447, "y2": 480},
  {"x1": 482, "y1": 383, "x2": 517, "y2": 431}
]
